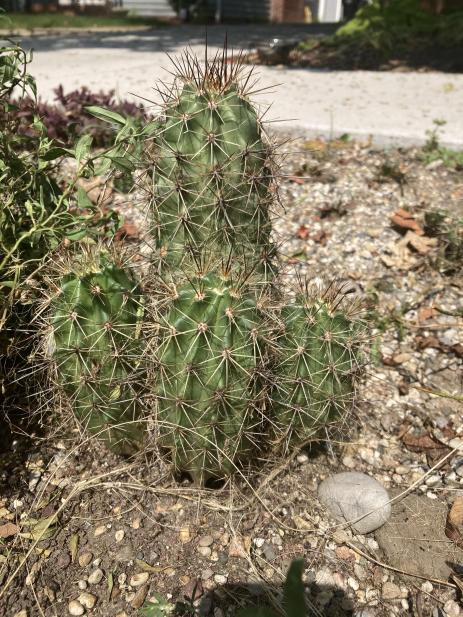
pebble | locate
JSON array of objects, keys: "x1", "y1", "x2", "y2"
[
  {"x1": 394, "y1": 466, "x2": 409, "y2": 475},
  {"x1": 131, "y1": 584, "x2": 149, "y2": 609},
  {"x1": 13, "y1": 611, "x2": 28, "y2": 617},
  {"x1": 444, "y1": 600, "x2": 461, "y2": 617},
  {"x1": 213, "y1": 574, "x2": 228, "y2": 585},
  {"x1": 197, "y1": 546, "x2": 212, "y2": 557},
  {"x1": 115, "y1": 530, "x2": 125, "y2": 542},
  {"x1": 201, "y1": 568, "x2": 214, "y2": 580},
  {"x1": 78, "y1": 552, "x2": 92, "y2": 567},
  {"x1": 348, "y1": 577, "x2": 359, "y2": 590},
  {"x1": 88, "y1": 568, "x2": 104, "y2": 585},
  {"x1": 342, "y1": 456, "x2": 356, "y2": 469},
  {"x1": 179, "y1": 526, "x2": 192, "y2": 543},
  {"x1": 130, "y1": 572, "x2": 149, "y2": 587},
  {"x1": 382, "y1": 581, "x2": 402, "y2": 600},
  {"x1": 425, "y1": 474, "x2": 441, "y2": 487},
  {"x1": 318, "y1": 472, "x2": 391, "y2": 534},
  {"x1": 68, "y1": 600, "x2": 85, "y2": 616},
  {"x1": 455, "y1": 463, "x2": 463, "y2": 478},
  {"x1": 78, "y1": 580, "x2": 87, "y2": 590},
  {"x1": 57, "y1": 552, "x2": 71, "y2": 569},
  {"x1": 78, "y1": 592, "x2": 97, "y2": 609},
  {"x1": 253, "y1": 537, "x2": 265, "y2": 548},
  {"x1": 421, "y1": 581, "x2": 433, "y2": 593},
  {"x1": 296, "y1": 453, "x2": 309, "y2": 464},
  {"x1": 93, "y1": 525, "x2": 106, "y2": 537},
  {"x1": 198, "y1": 535, "x2": 214, "y2": 547}
]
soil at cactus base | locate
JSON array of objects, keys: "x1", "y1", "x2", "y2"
[{"x1": 1, "y1": 132, "x2": 462, "y2": 617}]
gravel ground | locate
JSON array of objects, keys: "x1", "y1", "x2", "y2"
[
  {"x1": 4, "y1": 26, "x2": 463, "y2": 148},
  {"x1": 0, "y1": 131, "x2": 462, "y2": 617}
]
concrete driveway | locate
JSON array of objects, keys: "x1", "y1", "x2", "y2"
[{"x1": 9, "y1": 24, "x2": 463, "y2": 148}]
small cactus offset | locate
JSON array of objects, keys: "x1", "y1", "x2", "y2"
[
  {"x1": 42, "y1": 244, "x2": 146, "y2": 455},
  {"x1": 148, "y1": 48, "x2": 278, "y2": 278},
  {"x1": 272, "y1": 279, "x2": 366, "y2": 448},
  {"x1": 152, "y1": 259, "x2": 271, "y2": 483}
]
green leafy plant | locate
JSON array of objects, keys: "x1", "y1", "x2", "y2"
[
  {"x1": 0, "y1": 36, "x2": 121, "y2": 435},
  {"x1": 421, "y1": 120, "x2": 463, "y2": 170}
]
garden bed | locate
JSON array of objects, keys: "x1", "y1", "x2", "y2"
[{"x1": 0, "y1": 132, "x2": 462, "y2": 617}]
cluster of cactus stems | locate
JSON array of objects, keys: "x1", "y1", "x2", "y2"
[{"x1": 38, "y1": 47, "x2": 367, "y2": 483}]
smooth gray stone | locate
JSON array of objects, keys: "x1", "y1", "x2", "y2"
[{"x1": 318, "y1": 471, "x2": 391, "y2": 534}]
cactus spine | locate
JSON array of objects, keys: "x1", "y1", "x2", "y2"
[{"x1": 45, "y1": 246, "x2": 146, "y2": 454}]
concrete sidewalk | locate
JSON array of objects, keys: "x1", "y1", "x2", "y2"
[{"x1": 10, "y1": 25, "x2": 463, "y2": 148}]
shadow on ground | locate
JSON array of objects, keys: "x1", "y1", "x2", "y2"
[
  {"x1": 166, "y1": 578, "x2": 355, "y2": 617},
  {"x1": 4, "y1": 23, "x2": 338, "y2": 55}
]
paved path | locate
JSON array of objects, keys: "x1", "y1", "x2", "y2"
[{"x1": 9, "y1": 25, "x2": 463, "y2": 148}]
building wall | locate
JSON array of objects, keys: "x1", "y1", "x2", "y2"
[
  {"x1": 207, "y1": 0, "x2": 270, "y2": 21},
  {"x1": 271, "y1": 0, "x2": 305, "y2": 22},
  {"x1": 122, "y1": 0, "x2": 175, "y2": 17}
]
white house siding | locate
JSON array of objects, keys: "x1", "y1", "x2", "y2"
[
  {"x1": 122, "y1": 0, "x2": 175, "y2": 17},
  {"x1": 207, "y1": 0, "x2": 270, "y2": 21}
]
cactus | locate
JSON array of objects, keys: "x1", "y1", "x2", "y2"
[
  {"x1": 149, "y1": 48, "x2": 278, "y2": 277},
  {"x1": 153, "y1": 260, "x2": 270, "y2": 483},
  {"x1": 272, "y1": 280, "x2": 366, "y2": 448},
  {"x1": 44, "y1": 245, "x2": 146, "y2": 454}
]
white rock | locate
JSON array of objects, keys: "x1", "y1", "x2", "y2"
[
  {"x1": 68, "y1": 600, "x2": 85, "y2": 616},
  {"x1": 88, "y1": 568, "x2": 104, "y2": 585},
  {"x1": 214, "y1": 574, "x2": 228, "y2": 585},
  {"x1": 444, "y1": 600, "x2": 461, "y2": 617},
  {"x1": 318, "y1": 472, "x2": 391, "y2": 534},
  {"x1": 420, "y1": 581, "x2": 434, "y2": 596},
  {"x1": 130, "y1": 572, "x2": 149, "y2": 587},
  {"x1": 78, "y1": 592, "x2": 97, "y2": 609},
  {"x1": 115, "y1": 530, "x2": 125, "y2": 542},
  {"x1": 78, "y1": 580, "x2": 87, "y2": 590}
]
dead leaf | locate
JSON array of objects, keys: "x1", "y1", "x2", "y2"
[
  {"x1": 69, "y1": 534, "x2": 78, "y2": 562},
  {"x1": 445, "y1": 497, "x2": 463, "y2": 549},
  {"x1": 114, "y1": 222, "x2": 140, "y2": 241},
  {"x1": 391, "y1": 208, "x2": 424, "y2": 235},
  {"x1": 289, "y1": 176, "x2": 305, "y2": 185},
  {"x1": 19, "y1": 516, "x2": 57, "y2": 541},
  {"x1": 402, "y1": 230, "x2": 437, "y2": 254},
  {"x1": 400, "y1": 428, "x2": 452, "y2": 466},
  {"x1": 417, "y1": 306, "x2": 438, "y2": 322},
  {"x1": 135, "y1": 559, "x2": 163, "y2": 573},
  {"x1": 0, "y1": 522, "x2": 20, "y2": 538},
  {"x1": 312, "y1": 229, "x2": 328, "y2": 244},
  {"x1": 451, "y1": 185, "x2": 463, "y2": 202},
  {"x1": 296, "y1": 224, "x2": 309, "y2": 240},
  {"x1": 228, "y1": 536, "x2": 248, "y2": 558},
  {"x1": 415, "y1": 335, "x2": 443, "y2": 351}
]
